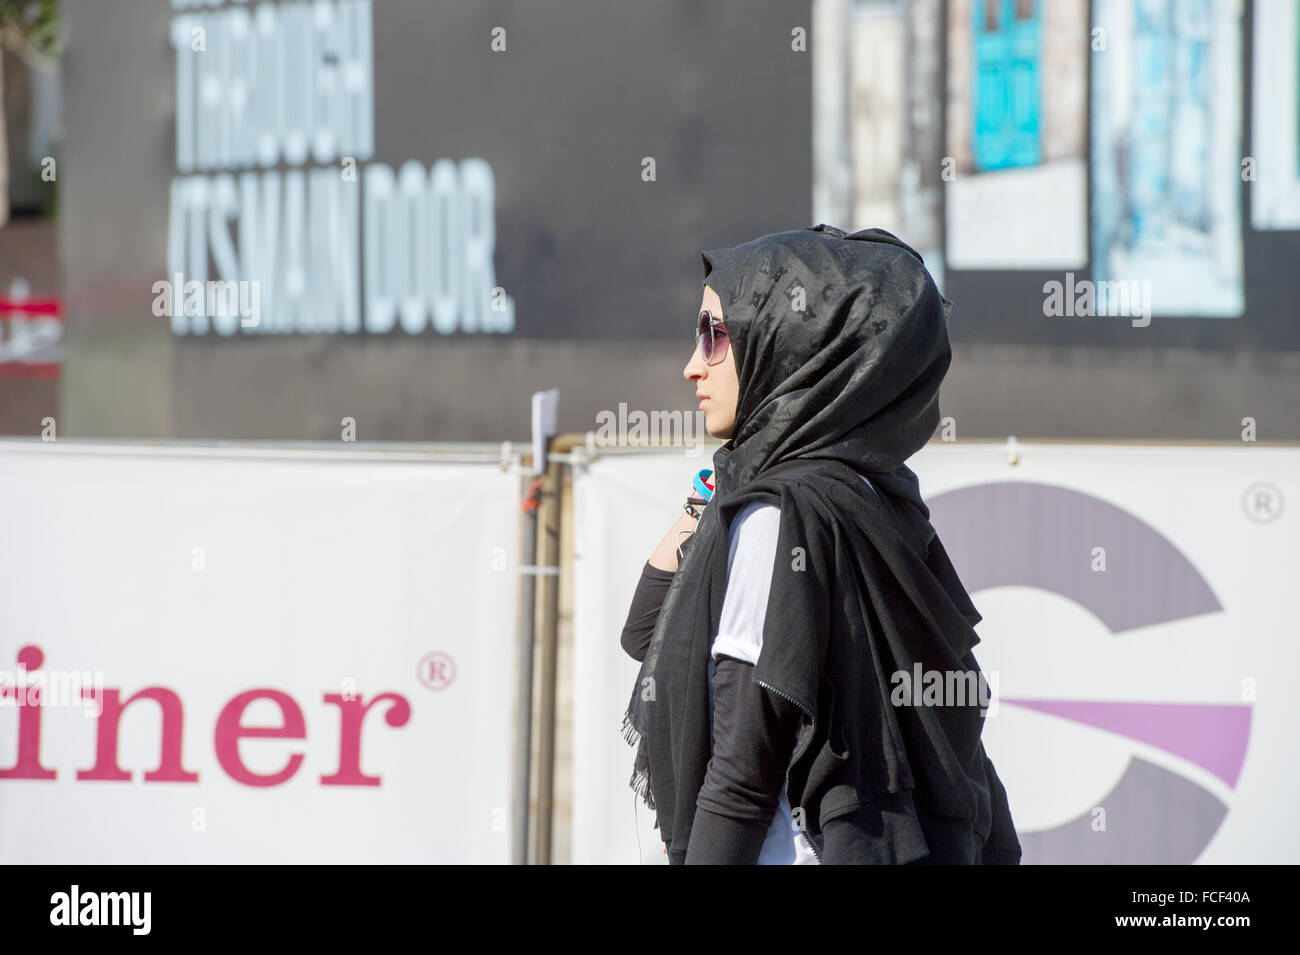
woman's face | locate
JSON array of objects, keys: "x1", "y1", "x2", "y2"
[{"x1": 683, "y1": 283, "x2": 739, "y2": 439}]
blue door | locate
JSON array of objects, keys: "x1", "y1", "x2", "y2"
[{"x1": 972, "y1": 0, "x2": 1042, "y2": 170}]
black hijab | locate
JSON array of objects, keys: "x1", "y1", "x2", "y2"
[{"x1": 622, "y1": 224, "x2": 1000, "y2": 862}]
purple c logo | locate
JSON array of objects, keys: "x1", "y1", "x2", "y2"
[{"x1": 929, "y1": 481, "x2": 1249, "y2": 864}]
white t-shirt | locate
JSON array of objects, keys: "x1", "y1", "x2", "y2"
[{"x1": 707, "y1": 473, "x2": 880, "y2": 865}]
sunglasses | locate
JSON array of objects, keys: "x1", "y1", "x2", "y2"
[{"x1": 695, "y1": 309, "x2": 730, "y2": 365}]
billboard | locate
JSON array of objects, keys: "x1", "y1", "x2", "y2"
[
  {"x1": 572, "y1": 444, "x2": 1299, "y2": 864},
  {"x1": 0, "y1": 441, "x2": 520, "y2": 863},
  {"x1": 844, "y1": 0, "x2": 1300, "y2": 350},
  {"x1": 50, "y1": 0, "x2": 812, "y2": 440}
]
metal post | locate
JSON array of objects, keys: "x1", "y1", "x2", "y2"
[
  {"x1": 512, "y1": 473, "x2": 541, "y2": 864},
  {"x1": 532, "y1": 453, "x2": 562, "y2": 864}
]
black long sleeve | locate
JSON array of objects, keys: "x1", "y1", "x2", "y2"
[
  {"x1": 619, "y1": 560, "x2": 676, "y2": 662},
  {"x1": 620, "y1": 531, "x2": 803, "y2": 863},
  {"x1": 684, "y1": 654, "x2": 804, "y2": 864},
  {"x1": 619, "y1": 530, "x2": 698, "y2": 661}
]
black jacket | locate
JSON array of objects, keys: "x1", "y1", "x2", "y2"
[
  {"x1": 621, "y1": 511, "x2": 1022, "y2": 865},
  {"x1": 623, "y1": 553, "x2": 806, "y2": 862},
  {"x1": 621, "y1": 225, "x2": 1021, "y2": 865}
]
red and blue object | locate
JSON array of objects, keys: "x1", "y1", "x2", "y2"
[{"x1": 692, "y1": 469, "x2": 714, "y2": 502}]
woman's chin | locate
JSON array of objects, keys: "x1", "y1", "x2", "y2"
[{"x1": 705, "y1": 416, "x2": 734, "y2": 440}]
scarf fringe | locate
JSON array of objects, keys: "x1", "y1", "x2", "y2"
[
  {"x1": 620, "y1": 708, "x2": 639, "y2": 747},
  {"x1": 621, "y1": 709, "x2": 656, "y2": 814},
  {"x1": 628, "y1": 767, "x2": 656, "y2": 814}
]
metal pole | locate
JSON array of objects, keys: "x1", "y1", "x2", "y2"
[
  {"x1": 512, "y1": 473, "x2": 541, "y2": 864},
  {"x1": 532, "y1": 453, "x2": 562, "y2": 864}
]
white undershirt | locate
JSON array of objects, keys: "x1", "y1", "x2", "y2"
[{"x1": 706, "y1": 473, "x2": 881, "y2": 865}]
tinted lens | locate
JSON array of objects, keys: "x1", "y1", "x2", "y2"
[
  {"x1": 696, "y1": 310, "x2": 729, "y2": 363},
  {"x1": 711, "y1": 324, "x2": 728, "y2": 362},
  {"x1": 697, "y1": 310, "x2": 714, "y2": 361}
]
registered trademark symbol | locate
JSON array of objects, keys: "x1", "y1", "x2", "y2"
[
  {"x1": 418, "y1": 652, "x2": 457, "y2": 690},
  {"x1": 1241, "y1": 483, "x2": 1283, "y2": 524}
]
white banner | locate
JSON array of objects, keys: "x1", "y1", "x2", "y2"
[
  {"x1": 572, "y1": 443, "x2": 1300, "y2": 864},
  {"x1": 0, "y1": 441, "x2": 520, "y2": 863}
]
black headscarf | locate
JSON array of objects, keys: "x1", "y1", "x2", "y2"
[{"x1": 622, "y1": 224, "x2": 1014, "y2": 863}]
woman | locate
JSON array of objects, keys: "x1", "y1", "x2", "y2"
[{"x1": 620, "y1": 224, "x2": 1021, "y2": 865}]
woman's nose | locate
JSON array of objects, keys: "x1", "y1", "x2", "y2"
[{"x1": 684, "y1": 347, "x2": 705, "y2": 381}]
